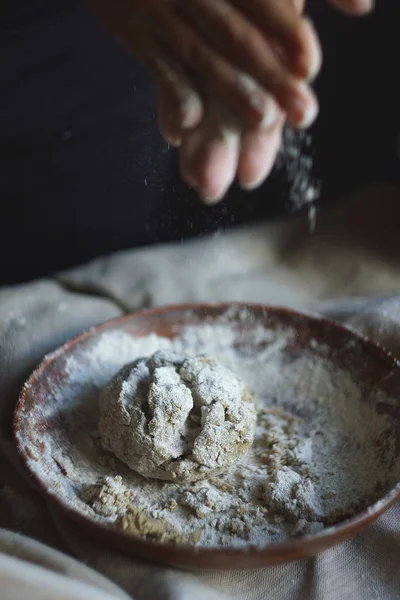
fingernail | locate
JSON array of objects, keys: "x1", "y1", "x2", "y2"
[
  {"x1": 249, "y1": 91, "x2": 268, "y2": 118},
  {"x1": 199, "y1": 182, "x2": 229, "y2": 205},
  {"x1": 240, "y1": 179, "x2": 264, "y2": 192},
  {"x1": 301, "y1": 97, "x2": 319, "y2": 128},
  {"x1": 163, "y1": 134, "x2": 182, "y2": 147},
  {"x1": 237, "y1": 74, "x2": 277, "y2": 127},
  {"x1": 185, "y1": 173, "x2": 223, "y2": 204},
  {"x1": 201, "y1": 194, "x2": 223, "y2": 205},
  {"x1": 358, "y1": 0, "x2": 374, "y2": 13},
  {"x1": 303, "y1": 18, "x2": 322, "y2": 82},
  {"x1": 159, "y1": 123, "x2": 182, "y2": 147},
  {"x1": 180, "y1": 96, "x2": 203, "y2": 129},
  {"x1": 249, "y1": 92, "x2": 279, "y2": 129},
  {"x1": 181, "y1": 110, "x2": 197, "y2": 130},
  {"x1": 260, "y1": 95, "x2": 279, "y2": 129},
  {"x1": 293, "y1": 85, "x2": 319, "y2": 129},
  {"x1": 239, "y1": 154, "x2": 276, "y2": 191}
]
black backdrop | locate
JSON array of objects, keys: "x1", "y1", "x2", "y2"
[{"x1": 0, "y1": 1, "x2": 399, "y2": 283}]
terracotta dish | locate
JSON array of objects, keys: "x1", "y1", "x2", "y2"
[{"x1": 14, "y1": 304, "x2": 400, "y2": 570}]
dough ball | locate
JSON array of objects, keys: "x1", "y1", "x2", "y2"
[{"x1": 99, "y1": 350, "x2": 257, "y2": 482}]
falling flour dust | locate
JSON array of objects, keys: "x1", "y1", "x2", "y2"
[
  {"x1": 29, "y1": 313, "x2": 400, "y2": 549},
  {"x1": 277, "y1": 126, "x2": 321, "y2": 230}
]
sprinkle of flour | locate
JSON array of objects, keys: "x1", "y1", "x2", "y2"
[
  {"x1": 276, "y1": 126, "x2": 321, "y2": 227},
  {"x1": 31, "y1": 315, "x2": 400, "y2": 549},
  {"x1": 98, "y1": 351, "x2": 256, "y2": 482}
]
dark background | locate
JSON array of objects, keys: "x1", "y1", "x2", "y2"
[{"x1": 0, "y1": 1, "x2": 399, "y2": 283}]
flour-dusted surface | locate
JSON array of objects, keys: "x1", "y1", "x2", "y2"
[
  {"x1": 98, "y1": 351, "x2": 256, "y2": 482},
  {"x1": 22, "y1": 311, "x2": 400, "y2": 549}
]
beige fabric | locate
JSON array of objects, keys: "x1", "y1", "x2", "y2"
[
  {"x1": 0, "y1": 530, "x2": 130, "y2": 600},
  {"x1": 0, "y1": 183, "x2": 399, "y2": 599}
]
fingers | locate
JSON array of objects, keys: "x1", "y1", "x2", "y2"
[
  {"x1": 180, "y1": 113, "x2": 240, "y2": 203},
  {"x1": 180, "y1": 118, "x2": 284, "y2": 203},
  {"x1": 294, "y1": 17, "x2": 322, "y2": 80},
  {"x1": 171, "y1": 0, "x2": 319, "y2": 127},
  {"x1": 130, "y1": 36, "x2": 204, "y2": 139},
  {"x1": 237, "y1": 115, "x2": 285, "y2": 190},
  {"x1": 179, "y1": 103, "x2": 286, "y2": 203},
  {"x1": 329, "y1": 0, "x2": 374, "y2": 15},
  {"x1": 157, "y1": 87, "x2": 183, "y2": 147},
  {"x1": 90, "y1": 0, "x2": 319, "y2": 131},
  {"x1": 179, "y1": 104, "x2": 241, "y2": 203},
  {"x1": 232, "y1": 0, "x2": 321, "y2": 80},
  {"x1": 156, "y1": 72, "x2": 203, "y2": 146},
  {"x1": 91, "y1": 0, "x2": 318, "y2": 200},
  {"x1": 177, "y1": 0, "x2": 319, "y2": 81},
  {"x1": 151, "y1": 6, "x2": 281, "y2": 129}
]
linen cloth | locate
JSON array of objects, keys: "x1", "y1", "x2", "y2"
[{"x1": 1, "y1": 183, "x2": 400, "y2": 600}]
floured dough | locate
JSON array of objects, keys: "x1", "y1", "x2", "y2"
[{"x1": 99, "y1": 350, "x2": 257, "y2": 482}]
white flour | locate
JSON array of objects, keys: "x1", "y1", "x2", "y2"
[{"x1": 29, "y1": 317, "x2": 400, "y2": 549}]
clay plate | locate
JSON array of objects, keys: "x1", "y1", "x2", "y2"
[{"x1": 14, "y1": 304, "x2": 400, "y2": 570}]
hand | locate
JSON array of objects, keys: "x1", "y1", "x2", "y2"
[
  {"x1": 158, "y1": 0, "x2": 308, "y2": 202},
  {"x1": 87, "y1": 0, "x2": 374, "y2": 203},
  {"x1": 87, "y1": 0, "x2": 320, "y2": 132},
  {"x1": 171, "y1": 103, "x2": 286, "y2": 202},
  {"x1": 160, "y1": 0, "x2": 375, "y2": 202}
]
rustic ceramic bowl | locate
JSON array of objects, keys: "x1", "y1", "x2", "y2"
[{"x1": 14, "y1": 304, "x2": 400, "y2": 570}]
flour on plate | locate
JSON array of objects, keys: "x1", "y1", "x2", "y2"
[{"x1": 33, "y1": 316, "x2": 399, "y2": 549}]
